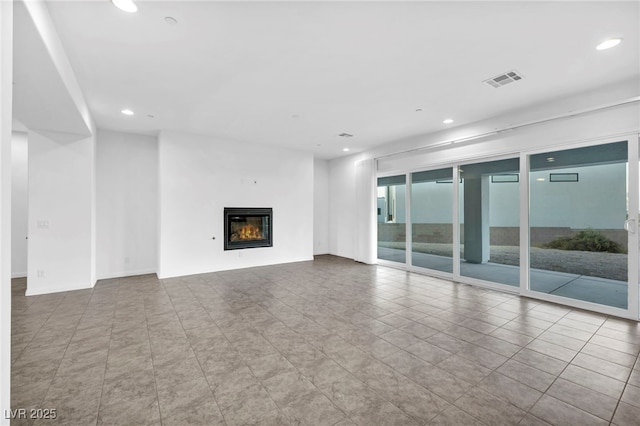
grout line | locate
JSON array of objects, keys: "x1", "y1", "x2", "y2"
[
  {"x1": 21, "y1": 287, "x2": 94, "y2": 426},
  {"x1": 94, "y1": 281, "x2": 120, "y2": 426},
  {"x1": 608, "y1": 348, "x2": 640, "y2": 426},
  {"x1": 143, "y1": 278, "x2": 166, "y2": 426}
]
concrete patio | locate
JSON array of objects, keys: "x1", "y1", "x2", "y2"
[{"x1": 378, "y1": 248, "x2": 628, "y2": 309}]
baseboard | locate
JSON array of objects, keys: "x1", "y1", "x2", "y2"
[
  {"x1": 96, "y1": 269, "x2": 157, "y2": 281},
  {"x1": 25, "y1": 281, "x2": 95, "y2": 296}
]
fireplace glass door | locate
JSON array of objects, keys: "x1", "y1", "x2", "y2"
[{"x1": 224, "y1": 208, "x2": 273, "y2": 250}]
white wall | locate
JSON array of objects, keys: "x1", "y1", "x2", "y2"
[
  {"x1": 158, "y1": 130, "x2": 314, "y2": 278},
  {"x1": 11, "y1": 132, "x2": 28, "y2": 277},
  {"x1": 27, "y1": 131, "x2": 95, "y2": 295},
  {"x1": 0, "y1": 1, "x2": 13, "y2": 421},
  {"x1": 313, "y1": 158, "x2": 329, "y2": 255},
  {"x1": 96, "y1": 129, "x2": 158, "y2": 279},
  {"x1": 328, "y1": 154, "x2": 361, "y2": 259}
]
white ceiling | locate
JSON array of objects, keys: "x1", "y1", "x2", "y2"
[{"x1": 40, "y1": 1, "x2": 639, "y2": 159}]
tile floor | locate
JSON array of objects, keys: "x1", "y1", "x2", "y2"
[{"x1": 10, "y1": 255, "x2": 640, "y2": 425}]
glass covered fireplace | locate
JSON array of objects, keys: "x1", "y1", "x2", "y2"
[{"x1": 224, "y1": 207, "x2": 273, "y2": 250}]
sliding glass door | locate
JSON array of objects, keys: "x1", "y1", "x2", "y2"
[
  {"x1": 410, "y1": 168, "x2": 454, "y2": 274},
  {"x1": 528, "y1": 141, "x2": 629, "y2": 309},
  {"x1": 377, "y1": 175, "x2": 407, "y2": 264},
  {"x1": 376, "y1": 136, "x2": 638, "y2": 317},
  {"x1": 458, "y1": 158, "x2": 520, "y2": 286}
]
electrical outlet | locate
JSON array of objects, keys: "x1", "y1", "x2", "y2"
[
  {"x1": 37, "y1": 220, "x2": 49, "y2": 229},
  {"x1": 124, "y1": 257, "x2": 130, "y2": 264},
  {"x1": 37, "y1": 269, "x2": 45, "y2": 278}
]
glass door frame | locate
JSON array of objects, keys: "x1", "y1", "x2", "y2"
[
  {"x1": 519, "y1": 134, "x2": 639, "y2": 320},
  {"x1": 375, "y1": 134, "x2": 640, "y2": 320},
  {"x1": 407, "y1": 166, "x2": 457, "y2": 280},
  {"x1": 376, "y1": 171, "x2": 410, "y2": 269},
  {"x1": 452, "y1": 154, "x2": 523, "y2": 293}
]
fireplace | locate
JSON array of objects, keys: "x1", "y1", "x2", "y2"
[{"x1": 224, "y1": 208, "x2": 273, "y2": 250}]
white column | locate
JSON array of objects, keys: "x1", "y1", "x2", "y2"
[
  {"x1": 27, "y1": 130, "x2": 95, "y2": 295},
  {"x1": 463, "y1": 175, "x2": 490, "y2": 263},
  {"x1": 0, "y1": 0, "x2": 13, "y2": 422},
  {"x1": 354, "y1": 158, "x2": 377, "y2": 264}
]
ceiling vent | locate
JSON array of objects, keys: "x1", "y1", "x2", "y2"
[{"x1": 484, "y1": 70, "x2": 524, "y2": 88}]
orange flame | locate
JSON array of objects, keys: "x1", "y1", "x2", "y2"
[{"x1": 235, "y1": 224, "x2": 263, "y2": 241}]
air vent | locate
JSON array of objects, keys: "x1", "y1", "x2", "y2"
[
  {"x1": 484, "y1": 70, "x2": 524, "y2": 88},
  {"x1": 338, "y1": 133, "x2": 353, "y2": 137}
]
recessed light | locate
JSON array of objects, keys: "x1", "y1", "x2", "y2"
[
  {"x1": 164, "y1": 16, "x2": 178, "y2": 25},
  {"x1": 147, "y1": 114, "x2": 155, "y2": 119},
  {"x1": 343, "y1": 148, "x2": 350, "y2": 152},
  {"x1": 338, "y1": 133, "x2": 353, "y2": 138},
  {"x1": 121, "y1": 109, "x2": 134, "y2": 116},
  {"x1": 536, "y1": 177, "x2": 545, "y2": 182},
  {"x1": 596, "y1": 38, "x2": 622, "y2": 50},
  {"x1": 415, "y1": 108, "x2": 423, "y2": 112},
  {"x1": 443, "y1": 119, "x2": 454, "y2": 124},
  {"x1": 111, "y1": 0, "x2": 137, "y2": 13}
]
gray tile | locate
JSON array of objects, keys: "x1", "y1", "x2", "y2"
[
  {"x1": 426, "y1": 332, "x2": 468, "y2": 354},
  {"x1": 547, "y1": 378, "x2": 618, "y2": 420},
  {"x1": 612, "y1": 401, "x2": 640, "y2": 426},
  {"x1": 590, "y1": 335, "x2": 640, "y2": 356},
  {"x1": 454, "y1": 387, "x2": 526, "y2": 425},
  {"x1": 406, "y1": 341, "x2": 453, "y2": 365},
  {"x1": 245, "y1": 353, "x2": 298, "y2": 381},
  {"x1": 443, "y1": 325, "x2": 486, "y2": 343},
  {"x1": 621, "y1": 384, "x2": 640, "y2": 409},
  {"x1": 560, "y1": 364, "x2": 626, "y2": 399},
  {"x1": 517, "y1": 414, "x2": 552, "y2": 426},
  {"x1": 472, "y1": 335, "x2": 521, "y2": 358},
  {"x1": 156, "y1": 376, "x2": 222, "y2": 423},
  {"x1": 97, "y1": 395, "x2": 161, "y2": 426},
  {"x1": 323, "y1": 375, "x2": 418, "y2": 425},
  {"x1": 489, "y1": 327, "x2": 535, "y2": 347},
  {"x1": 437, "y1": 355, "x2": 492, "y2": 384},
  {"x1": 497, "y1": 360, "x2": 555, "y2": 392},
  {"x1": 380, "y1": 329, "x2": 423, "y2": 349},
  {"x1": 478, "y1": 372, "x2": 542, "y2": 411},
  {"x1": 525, "y1": 339, "x2": 578, "y2": 363},
  {"x1": 214, "y1": 383, "x2": 282, "y2": 426},
  {"x1": 579, "y1": 342, "x2": 638, "y2": 368},
  {"x1": 511, "y1": 348, "x2": 567, "y2": 376},
  {"x1": 10, "y1": 259, "x2": 640, "y2": 426},
  {"x1": 628, "y1": 369, "x2": 640, "y2": 387},
  {"x1": 537, "y1": 330, "x2": 586, "y2": 351},
  {"x1": 530, "y1": 395, "x2": 608, "y2": 426},
  {"x1": 456, "y1": 344, "x2": 508, "y2": 370},
  {"x1": 382, "y1": 351, "x2": 473, "y2": 402},
  {"x1": 399, "y1": 321, "x2": 439, "y2": 339},
  {"x1": 571, "y1": 352, "x2": 631, "y2": 381},
  {"x1": 429, "y1": 405, "x2": 484, "y2": 425}
]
